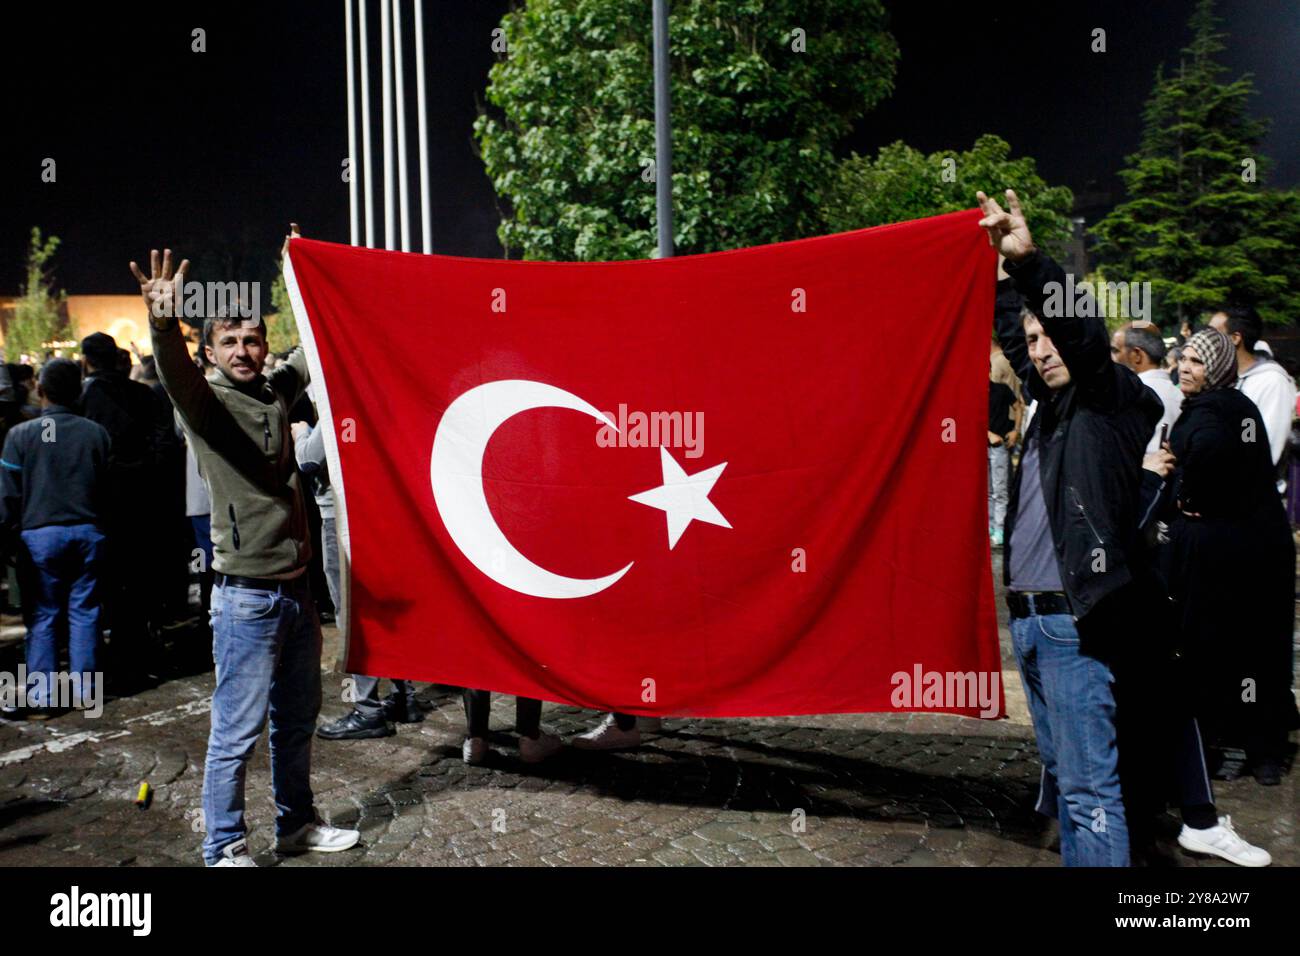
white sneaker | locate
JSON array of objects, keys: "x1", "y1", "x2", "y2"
[
  {"x1": 276, "y1": 818, "x2": 361, "y2": 855},
  {"x1": 571, "y1": 714, "x2": 641, "y2": 751},
  {"x1": 463, "y1": 736, "x2": 489, "y2": 765},
  {"x1": 1177, "y1": 816, "x2": 1271, "y2": 867},
  {"x1": 212, "y1": 839, "x2": 257, "y2": 867},
  {"x1": 519, "y1": 731, "x2": 563, "y2": 763}
]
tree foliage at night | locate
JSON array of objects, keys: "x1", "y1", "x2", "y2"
[
  {"x1": 1094, "y1": 0, "x2": 1300, "y2": 326},
  {"x1": 6, "y1": 228, "x2": 70, "y2": 362},
  {"x1": 475, "y1": 0, "x2": 899, "y2": 260},
  {"x1": 824, "y1": 135, "x2": 1075, "y2": 254}
]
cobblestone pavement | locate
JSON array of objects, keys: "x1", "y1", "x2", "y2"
[{"x1": 0, "y1": 562, "x2": 1294, "y2": 867}]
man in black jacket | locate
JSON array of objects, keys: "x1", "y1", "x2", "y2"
[
  {"x1": 80, "y1": 332, "x2": 169, "y2": 678},
  {"x1": 979, "y1": 190, "x2": 1162, "y2": 867}
]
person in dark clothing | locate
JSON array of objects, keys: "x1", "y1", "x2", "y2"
[
  {"x1": 137, "y1": 353, "x2": 191, "y2": 627},
  {"x1": 461, "y1": 690, "x2": 559, "y2": 765},
  {"x1": 11, "y1": 365, "x2": 40, "y2": 420},
  {"x1": 81, "y1": 333, "x2": 168, "y2": 475},
  {"x1": 982, "y1": 189, "x2": 1163, "y2": 867},
  {"x1": 0, "y1": 359, "x2": 111, "y2": 714},
  {"x1": 1131, "y1": 441, "x2": 1273, "y2": 865},
  {"x1": 0, "y1": 365, "x2": 23, "y2": 442},
  {"x1": 80, "y1": 332, "x2": 170, "y2": 678},
  {"x1": 1163, "y1": 328, "x2": 1298, "y2": 787}
]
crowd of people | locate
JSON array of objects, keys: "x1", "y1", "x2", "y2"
[
  {"x1": 0, "y1": 198, "x2": 1294, "y2": 868},
  {"x1": 980, "y1": 189, "x2": 1298, "y2": 868}
]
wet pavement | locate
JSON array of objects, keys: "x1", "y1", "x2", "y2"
[{"x1": 0, "y1": 557, "x2": 1294, "y2": 867}]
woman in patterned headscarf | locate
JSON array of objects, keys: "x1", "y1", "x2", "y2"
[{"x1": 1163, "y1": 327, "x2": 1298, "y2": 786}]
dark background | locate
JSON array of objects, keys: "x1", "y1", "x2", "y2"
[{"x1": 2, "y1": 0, "x2": 1297, "y2": 295}]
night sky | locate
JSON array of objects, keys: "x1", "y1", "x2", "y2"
[{"x1": 3, "y1": 0, "x2": 1297, "y2": 296}]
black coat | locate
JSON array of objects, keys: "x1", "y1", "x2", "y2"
[
  {"x1": 995, "y1": 251, "x2": 1163, "y2": 627},
  {"x1": 1162, "y1": 387, "x2": 1298, "y2": 745},
  {"x1": 81, "y1": 370, "x2": 168, "y2": 477}
]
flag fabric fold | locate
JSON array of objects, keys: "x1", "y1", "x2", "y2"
[{"x1": 285, "y1": 209, "x2": 1002, "y2": 718}]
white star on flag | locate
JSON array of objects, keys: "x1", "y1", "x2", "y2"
[{"x1": 629, "y1": 447, "x2": 732, "y2": 549}]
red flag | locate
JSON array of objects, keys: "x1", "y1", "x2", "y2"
[{"x1": 285, "y1": 210, "x2": 1002, "y2": 718}]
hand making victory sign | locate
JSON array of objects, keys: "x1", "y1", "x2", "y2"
[{"x1": 976, "y1": 189, "x2": 1035, "y2": 263}]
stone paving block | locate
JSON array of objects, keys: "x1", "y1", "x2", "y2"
[
  {"x1": 692, "y1": 821, "x2": 743, "y2": 844},
  {"x1": 775, "y1": 848, "x2": 821, "y2": 866},
  {"x1": 669, "y1": 833, "x2": 709, "y2": 851}
]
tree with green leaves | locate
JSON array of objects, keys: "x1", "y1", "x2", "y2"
[
  {"x1": 264, "y1": 271, "x2": 300, "y2": 353},
  {"x1": 475, "y1": 0, "x2": 899, "y2": 260},
  {"x1": 6, "y1": 228, "x2": 71, "y2": 363},
  {"x1": 823, "y1": 134, "x2": 1075, "y2": 254},
  {"x1": 1094, "y1": 0, "x2": 1300, "y2": 327}
]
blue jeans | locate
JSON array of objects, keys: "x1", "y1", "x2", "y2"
[
  {"x1": 1010, "y1": 610, "x2": 1129, "y2": 867},
  {"x1": 21, "y1": 524, "x2": 106, "y2": 707},
  {"x1": 202, "y1": 574, "x2": 322, "y2": 864}
]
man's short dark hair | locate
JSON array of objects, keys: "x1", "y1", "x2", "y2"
[
  {"x1": 38, "y1": 358, "x2": 82, "y2": 407},
  {"x1": 202, "y1": 316, "x2": 268, "y2": 347},
  {"x1": 1123, "y1": 324, "x2": 1165, "y2": 365},
  {"x1": 80, "y1": 332, "x2": 118, "y2": 371},
  {"x1": 1218, "y1": 305, "x2": 1263, "y2": 352}
]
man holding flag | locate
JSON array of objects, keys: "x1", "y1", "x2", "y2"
[{"x1": 980, "y1": 189, "x2": 1162, "y2": 867}]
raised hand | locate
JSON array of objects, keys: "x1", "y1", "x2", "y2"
[
  {"x1": 129, "y1": 249, "x2": 190, "y2": 330},
  {"x1": 977, "y1": 190, "x2": 1035, "y2": 263}
]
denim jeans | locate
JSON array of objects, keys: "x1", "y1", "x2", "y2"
[
  {"x1": 21, "y1": 524, "x2": 106, "y2": 708},
  {"x1": 1010, "y1": 610, "x2": 1129, "y2": 867},
  {"x1": 201, "y1": 574, "x2": 322, "y2": 864}
]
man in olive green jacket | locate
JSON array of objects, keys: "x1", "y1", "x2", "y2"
[{"x1": 132, "y1": 242, "x2": 358, "y2": 866}]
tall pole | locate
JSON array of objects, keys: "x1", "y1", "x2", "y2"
[
  {"x1": 414, "y1": 0, "x2": 432, "y2": 253},
  {"x1": 652, "y1": 0, "x2": 673, "y2": 258},
  {"x1": 380, "y1": 0, "x2": 395, "y2": 250},
  {"x1": 345, "y1": 0, "x2": 359, "y2": 246},
  {"x1": 359, "y1": 0, "x2": 375, "y2": 248},
  {"x1": 392, "y1": 0, "x2": 411, "y2": 252}
]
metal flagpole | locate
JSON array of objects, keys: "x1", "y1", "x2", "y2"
[
  {"x1": 392, "y1": 0, "x2": 411, "y2": 252},
  {"x1": 359, "y1": 0, "x2": 375, "y2": 248},
  {"x1": 414, "y1": 0, "x2": 432, "y2": 253},
  {"x1": 652, "y1": 0, "x2": 673, "y2": 259},
  {"x1": 345, "y1": 0, "x2": 360, "y2": 246},
  {"x1": 381, "y1": 0, "x2": 395, "y2": 250}
]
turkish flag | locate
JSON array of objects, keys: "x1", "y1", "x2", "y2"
[{"x1": 285, "y1": 210, "x2": 1001, "y2": 718}]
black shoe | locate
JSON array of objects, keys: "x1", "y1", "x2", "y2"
[
  {"x1": 381, "y1": 693, "x2": 425, "y2": 724},
  {"x1": 316, "y1": 709, "x2": 395, "y2": 740},
  {"x1": 1251, "y1": 759, "x2": 1283, "y2": 786}
]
